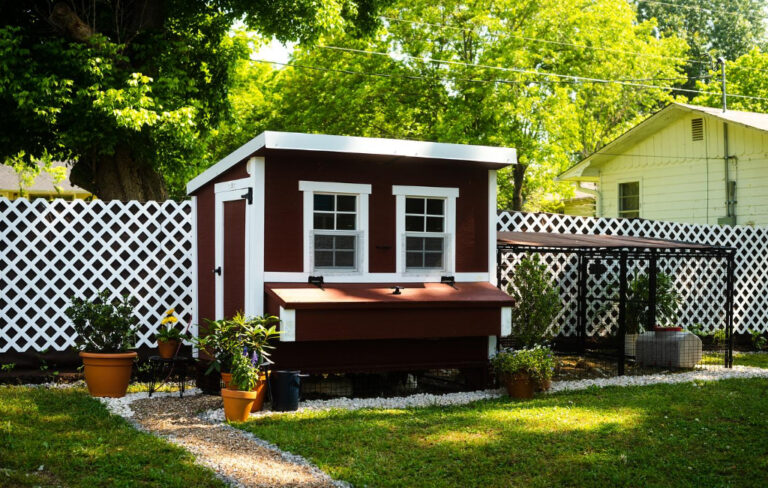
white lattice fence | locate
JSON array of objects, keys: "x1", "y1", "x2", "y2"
[
  {"x1": 497, "y1": 211, "x2": 768, "y2": 336},
  {"x1": 0, "y1": 198, "x2": 193, "y2": 352}
]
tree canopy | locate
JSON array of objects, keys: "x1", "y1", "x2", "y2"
[{"x1": 0, "y1": 0, "x2": 386, "y2": 200}]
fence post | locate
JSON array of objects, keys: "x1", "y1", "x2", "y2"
[
  {"x1": 647, "y1": 251, "x2": 657, "y2": 331},
  {"x1": 618, "y1": 251, "x2": 628, "y2": 376}
]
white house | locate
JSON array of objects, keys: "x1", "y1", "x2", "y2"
[{"x1": 559, "y1": 103, "x2": 768, "y2": 226}]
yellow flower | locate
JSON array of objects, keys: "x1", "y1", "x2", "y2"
[
  {"x1": 161, "y1": 316, "x2": 178, "y2": 325},
  {"x1": 165, "y1": 308, "x2": 175, "y2": 315}
]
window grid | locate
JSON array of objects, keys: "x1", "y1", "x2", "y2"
[
  {"x1": 618, "y1": 182, "x2": 640, "y2": 219},
  {"x1": 312, "y1": 193, "x2": 359, "y2": 271},
  {"x1": 404, "y1": 197, "x2": 446, "y2": 270}
]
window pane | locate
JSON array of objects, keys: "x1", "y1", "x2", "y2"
[
  {"x1": 335, "y1": 251, "x2": 355, "y2": 268},
  {"x1": 406, "y1": 236, "x2": 424, "y2": 251},
  {"x1": 336, "y1": 213, "x2": 356, "y2": 230},
  {"x1": 334, "y1": 235, "x2": 356, "y2": 250},
  {"x1": 426, "y1": 199, "x2": 444, "y2": 215},
  {"x1": 313, "y1": 213, "x2": 334, "y2": 230},
  {"x1": 314, "y1": 194, "x2": 334, "y2": 211},
  {"x1": 314, "y1": 234, "x2": 334, "y2": 250},
  {"x1": 426, "y1": 217, "x2": 444, "y2": 232},
  {"x1": 405, "y1": 197, "x2": 424, "y2": 214},
  {"x1": 314, "y1": 251, "x2": 333, "y2": 267},
  {"x1": 406, "y1": 252, "x2": 423, "y2": 268},
  {"x1": 336, "y1": 195, "x2": 356, "y2": 212},
  {"x1": 405, "y1": 215, "x2": 424, "y2": 232},
  {"x1": 424, "y1": 252, "x2": 443, "y2": 268},
  {"x1": 424, "y1": 237, "x2": 443, "y2": 251}
]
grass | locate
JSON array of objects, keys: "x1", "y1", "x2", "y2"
[
  {"x1": 699, "y1": 350, "x2": 768, "y2": 368},
  {"x1": 0, "y1": 386, "x2": 225, "y2": 487},
  {"x1": 236, "y1": 378, "x2": 768, "y2": 488}
]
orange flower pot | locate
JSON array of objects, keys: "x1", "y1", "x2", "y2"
[
  {"x1": 221, "y1": 388, "x2": 258, "y2": 422},
  {"x1": 221, "y1": 372, "x2": 232, "y2": 389},
  {"x1": 79, "y1": 351, "x2": 137, "y2": 398},
  {"x1": 502, "y1": 373, "x2": 536, "y2": 399},
  {"x1": 250, "y1": 373, "x2": 268, "y2": 413},
  {"x1": 157, "y1": 340, "x2": 179, "y2": 359}
]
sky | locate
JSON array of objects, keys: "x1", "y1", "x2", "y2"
[{"x1": 253, "y1": 38, "x2": 294, "y2": 65}]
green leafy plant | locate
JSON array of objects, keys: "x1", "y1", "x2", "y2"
[
  {"x1": 713, "y1": 329, "x2": 727, "y2": 347},
  {"x1": 491, "y1": 346, "x2": 556, "y2": 382},
  {"x1": 625, "y1": 271, "x2": 679, "y2": 334},
  {"x1": 229, "y1": 349, "x2": 262, "y2": 391},
  {"x1": 751, "y1": 331, "x2": 766, "y2": 351},
  {"x1": 0, "y1": 363, "x2": 15, "y2": 372},
  {"x1": 507, "y1": 254, "x2": 562, "y2": 348},
  {"x1": 194, "y1": 313, "x2": 280, "y2": 375},
  {"x1": 65, "y1": 290, "x2": 138, "y2": 353}
]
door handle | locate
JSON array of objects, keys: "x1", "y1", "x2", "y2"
[{"x1": 213, "y1": 266, "x2": 222, "y2": 276}]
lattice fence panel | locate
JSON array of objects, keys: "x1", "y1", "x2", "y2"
[
  {"x1": 497, "y1": 212, "x2": 768, "y2": 335},
  {"x1": 0, "y1": 197, "x2": 193, "y2": 352}
]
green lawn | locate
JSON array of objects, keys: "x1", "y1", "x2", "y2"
[
  {"x1": 700, "y1": 351, "x2": 768, "y2": 368},
  {"x1": 0, "y1": 386, "x2": 224, "y2": 487},
  {"x1": 236, "y1": 378, "x2": 768, "y2": 488}
]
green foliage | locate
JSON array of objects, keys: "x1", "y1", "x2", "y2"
[
  {"x1": 626, "y1": 271, "x2": 680, "y2": 334},
  {"x1": 713, "y1": 329, "x2": 727, "y2": 346},
  {"x1": 0, "y1": 1, "x2": 385, "y2": 198},
  {"x1": 229, "y1": 349, "x2": 262, "y2": 391},
  {"x1": 693, "y1": 48, "x2": 768, "y2": 113},
  {"x1": 0, "y1": 363, "x2": 15, "y2": 372},
  {"x1": 751, "y1": 331, "x2": 767, "y2": 351},
  {"x1": 64, "y1": 290, "x2": 137, "y2": 353},
  {"x1": 156, "y1": 326, "x2": 189, "y2": 343},
  {"x1": 254, "y1": 0, "x2": 688, "y2": 210},
  {"x1": 194, "y1": 313, "x2": 280, "y2": 375},
  {"x1": 507, "y1": 254, "x2": 562, "y2": 347},
  {"x1": 491, "y1": 346, "x2": 556, "y2": 382}
]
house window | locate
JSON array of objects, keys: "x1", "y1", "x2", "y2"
[
  {"x1": 299, "y1": 181, "x2": 371, "y2": 274},
  {"x1": 405, "y1": 197, "x2": 446, "y2": 269},
  {"x1": 312, "y1": 194, "x2": 358, "y2": 270},
  {"x1": 393, "y1": 185, "x2": 458, "y2": 275},
  {"x1": 618, "y1": 182, "x2": 640, "y2": 219}
]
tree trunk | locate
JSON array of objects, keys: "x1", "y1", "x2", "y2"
[
  {"x1": 511, "y1": 163, "x2": 527, "y2": 211},
  {"x1": 70, "y1": 144, "x2": 168, "y2": 201}
]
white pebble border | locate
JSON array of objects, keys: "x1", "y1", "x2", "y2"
[{"x1": 200, "y1": 365, "x2": 768, "y2": 420}]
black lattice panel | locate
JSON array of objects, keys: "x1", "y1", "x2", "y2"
[
  {"x1": 0, "y1": 198, "x2": 193, "y2": 352},
  {"x1": 497, "y1": 211, "x2": 765, "y2": 335}
]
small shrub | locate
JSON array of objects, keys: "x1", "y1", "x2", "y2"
[
  {"x1": 751, "y1": 330, "x2": 766, "y2": 351},
  {"x1": 194, "y1": 313, "x2": 280, "y2": 375},
  {"x1": 229, "y1": 349, "x2": 262, "y2": 391},
  {"x1": 491, "y1": 346, "x2": 556, "y2": 382},
  {"x1": 507, "y1": 254, "x2": 562, "y2": 348},
  {"x1": 625, "y1": 272, "x2": 679, "y2": 334},
  {"x1": 65, "y1": 290, "x2": 138, "y2": 353}
]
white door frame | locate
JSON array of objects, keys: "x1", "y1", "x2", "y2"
[{"x1": 214, "y1": 177, "x2": 254, "y2": 320}]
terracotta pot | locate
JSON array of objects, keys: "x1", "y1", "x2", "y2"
[
  {"x1": 157, "y1": 339, "x2": 179, "y2": 359},
  {"x1": 79, "y1": 351, "x2": 137, "y2": 398},
  {"x1": 502, "y1": 373, "x2": 536, "y2": 399},
  {"x1": 221, "y1": 372, "x2": 232, "y2": 389},
  {"x1": 221, "y1": 388, "x2": 258, "y2": 422},
  {"x1": 250, "y1": 373, "x2": 268, "y2": 413}
]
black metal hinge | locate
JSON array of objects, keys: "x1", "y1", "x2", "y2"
[
  {"x1": 213, "y1": 266, "x2": 222, "y2": 276},
  {"x1": 308, "y1": 275, "x2": 324, "y2": 288},
  {"x1": 241, "y1": 187, "x2": 253, "y2": 205},
  {"x1": 441, "y1": 275, "x2": 456, "y2": 287}
]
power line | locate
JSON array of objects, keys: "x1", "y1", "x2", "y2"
[
  {"x1": 383, "y1": 16, "x2": 710, "y2": 67},
  {"x1": 382, "y1": 15, "x2": 768, "y2": 75},
  {"x1": 638, "y1": 0, "x2": 759, "y2": 17},
  {"x1": 317, "y1": 45, "x2": 768, "y2": 101}
]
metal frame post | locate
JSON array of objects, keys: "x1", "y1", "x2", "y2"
[
  {"x1": 618, "y1": 251, "x2": 628, "y2": 376},
  {"x1": 647, "y1": 251, "x2": 657, "y2": 331},
  {"x1": 577, "y1": 253, "x2": 588, "y2": 354},
  {"x1": 725, "y1": 252, "x2": 735, "y2": 368}
]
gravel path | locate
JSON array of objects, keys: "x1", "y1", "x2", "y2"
[{"x1": 123, "y1": 394, "x2": 343, "y2": 488}]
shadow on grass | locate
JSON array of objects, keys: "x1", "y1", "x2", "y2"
[
  {"x1": 0, "y1": 386, "x2": 224, "y2": 488},
  {"x1": 238, "y1": 378, "x2": 768, "y2": 488}
]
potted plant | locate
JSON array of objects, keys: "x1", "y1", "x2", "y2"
[
  {"x1": 155, "y1": 308, "x2": 189, "y2": 359},
  {"x1": 491, "y1": 346, "x2": 556, "y2": 399},
  {"x1": 625, "y1": 272, "x2": 679, "y2": 356},
  {"x1": 214, "y1": 314, "x2": 281, "y2": 420},
  {"x1": 65, "y1": 290, "x2": 138, "y2": 398}
]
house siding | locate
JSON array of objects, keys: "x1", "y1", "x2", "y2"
[{"x1": 597, "y1": 114, "x2": 768, "y2": 226}]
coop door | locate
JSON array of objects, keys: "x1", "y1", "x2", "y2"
[{"x1": 214, "y1": 184, "x2": 252, "y2": 320}]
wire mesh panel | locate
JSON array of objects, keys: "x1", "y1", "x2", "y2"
[{"x1": 0, "y1": 197, "x2": 193, "y2": 352}]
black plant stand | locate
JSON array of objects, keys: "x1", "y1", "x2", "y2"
[{"x1": 147, "y1": 356, "x2": 191, "y2": 398}]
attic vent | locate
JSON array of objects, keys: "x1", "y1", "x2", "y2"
[{"x1": 691, "y1": 118, "x2": 704, "y2": 141}]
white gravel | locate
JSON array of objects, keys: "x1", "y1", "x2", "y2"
[
  {"x1": 200, "y1": 365, "x2": 768, "y2": 420},
  {"x1": 98, "y1": 388, "x2": 202, "y2": 418}
]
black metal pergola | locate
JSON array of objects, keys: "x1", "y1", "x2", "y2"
[{"x1": 496, "y1": 232, "x2": 736, "y2": 374}]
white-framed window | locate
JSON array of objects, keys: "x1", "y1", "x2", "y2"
[
  {"x1": 299, "y1": 181, "x2": 371, "y2": 274},
  {"x1": 618, "y1": 181, "x2": 640, "y2": 219},
  {"x1": 393, "y1": 185, "x2": 458, "y2": 275}
]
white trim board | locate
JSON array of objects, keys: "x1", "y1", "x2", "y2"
[
  {"x1": 187, "y1": 131, "x2": 516, "y2": 194},
  {"x1": 263, "y1": 272, "x2": 490, "y2": 283},
  {"x1": 488, "y1": 170, "x2": 498, "y2": 286}
]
